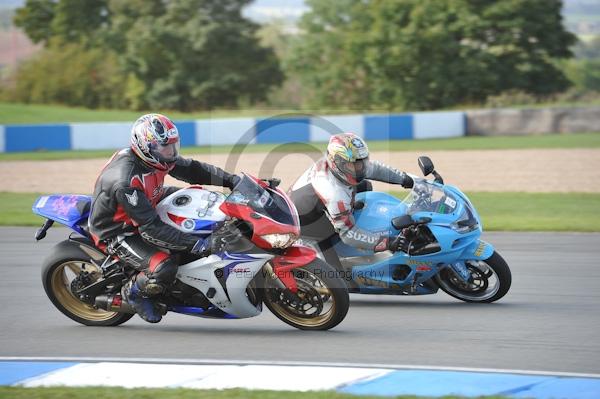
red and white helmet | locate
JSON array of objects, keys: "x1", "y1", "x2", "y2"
[
  {"x1": 326, "y1": 133, "x2": 370, "y2": 186},
  {"x1": 131, "y1": 113, "x2": 180, "y2": 171}
]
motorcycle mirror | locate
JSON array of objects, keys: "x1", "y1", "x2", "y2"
[
  {"x1": 262, "y1": 178, "x2": 281, "y2": 189},
  {"x1": 418, "y1": 156, "x2": 435, "y2": 176},
  {"x1": 269, "y1": 178, "x2": 281, "y2": 189},
  {"x1": 391, "y1": 215, "x2": 414, "y2": 230}
]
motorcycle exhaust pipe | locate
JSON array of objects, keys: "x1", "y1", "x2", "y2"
[{"x1": 95, "y1": 294, "x2": 136, "y2": 314}]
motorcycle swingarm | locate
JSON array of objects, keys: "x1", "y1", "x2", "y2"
[{"x1": 75, "y1": 273, "x2": 126, "y2": 303}]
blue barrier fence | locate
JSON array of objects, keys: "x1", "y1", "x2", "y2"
[{"x1": 0, "y1": 111, "x2": 465, "y2": 153}]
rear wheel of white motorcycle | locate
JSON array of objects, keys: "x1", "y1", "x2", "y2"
[
  {"x1": 435, "y1": 251, "x2": 512, "y2": 303},
  {"x1": 263, "y1": 259, "x2": 349, "y2": 330},
  {"x1": 41, "y1": 243, "x2": 133, "y2": 326}
]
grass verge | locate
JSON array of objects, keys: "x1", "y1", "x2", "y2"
[
  {"x1": 0, "y1": 387, "x2": 508, "y2": 399},
  {"x1": 2, "y1": 100, "x2": 600, "y2": 124},
  {"x1": 5, "y1": 191, "x2": 600, "y2": 232},
  {"x1": 0, "y1": 192, "x2": 43, "y2": 226},
  {"x1": 457, "y1": 192, "x2": 600, "y2": 232},
  {"x1": 0, "y1": 102, "x2": 291, "y2": 124},
  {"x1": 1, "y1": 133, "x2": 599, "y2": 161}
]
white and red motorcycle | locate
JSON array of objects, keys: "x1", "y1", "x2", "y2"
[{"x1": 33, "y1": 173, "x2": 349, "y2": 330}]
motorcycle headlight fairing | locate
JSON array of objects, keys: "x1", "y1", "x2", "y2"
[
  {"x1": 260, "y1": 233, "x2": 298, "y2": 249},
  {"x1": 451, "y1": 204, "x2": 479, "y2": 234}
]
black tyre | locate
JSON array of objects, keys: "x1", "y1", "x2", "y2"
[
  {"x1": 263, "y1": 259, "x2": 349, "y2": 330},
  {"x1": 435, "y1": 251, "x2": 512, "y2": 303},
  {"x1": 41, "y1": 240, "x2": 133, "y2": 326}
]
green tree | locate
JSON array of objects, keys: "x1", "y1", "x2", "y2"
[
  {"x1": 287, "y1": 0, "x2": 375, "y2": 109},
  {"x1": 8, "y1": 42, "x2": 127, "y2": 109},
  {"x1": 14, "y1": 0, "x2": 108, "y2": 46},
  {"x1": 257, "y1": 19, "x2": 305, "y2": 108},
  {"x1": 49, "y1": 0, "x2": 109, "y2": 46},
  {"x1": 126, "y1": 0, "x2": 282, "y2": 110},
  {"x1": 562, "y1": 59, "x2": 600, "y2": 91},
  {"x1": 574, "y1": 36, "x2": 600, "y2": 59},
  {"x1": 11, "y1": 0, "x2": 283, "y2": 110},
  {"x1": 289, "y1": 0, "x2": 577, "y2": 110},
  {"x1": 13, "y1": 0, "x2": 56, "y2": 44}
]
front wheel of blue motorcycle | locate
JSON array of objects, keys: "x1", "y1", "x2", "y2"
[{"x1": 435, "y1": 251, "x2": 512, "y2": 303}]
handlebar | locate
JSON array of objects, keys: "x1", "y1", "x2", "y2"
[
  {"x1": 391, "y1": 215, "x2": 432, "y2": 230},
  {"x1": 261, "y1": 178, "x2": 281, "y2": 189}
]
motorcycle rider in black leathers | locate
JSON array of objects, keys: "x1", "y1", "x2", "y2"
[
  {"x1": 89, "y1": 113, "x2": 239, "y2": 323},
  {"x1": 288, "y1": 133, "x2": 414, "y2": 287}
]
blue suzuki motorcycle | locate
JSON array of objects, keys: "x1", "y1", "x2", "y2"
[{"x1": 303, "y1": 156, "x2": 511, "y2": 303}]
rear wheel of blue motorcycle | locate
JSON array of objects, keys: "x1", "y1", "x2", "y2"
[
  {"x1": 262, "y1": 259, "x2": 349, "y2": 330},
  {"x1": 435, "y1": 251, "x2": 511, "y2": 303},
  {"x1": 41, "y1": 241, "x2": 134, "y2": 326}
]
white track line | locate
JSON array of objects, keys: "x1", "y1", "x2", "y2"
[{"x1": 1, "y1": 356, "x2": 599, "y2": 379}]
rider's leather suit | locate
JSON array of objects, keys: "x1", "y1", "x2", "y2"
[
  {"x1": 89, "y1": 148, "x2": 236, "y2": 291},
  {"x1": 289, "y1": 157, "x2": 411, "y2": 252}
]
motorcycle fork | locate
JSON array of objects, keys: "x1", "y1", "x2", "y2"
[
  {"x1": 265, "y1": 261, "x2": 303, "y2": 293},
  {"x1": 447, "y1": 261, "x2": 472, "y2": 282},
  {"x1": 270, "y1": 247, "x2": 318, "y2": 293}
]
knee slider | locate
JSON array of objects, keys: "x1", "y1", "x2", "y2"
[{"x1": 148, "y1": 256, "x2": 178, "y2": 286}]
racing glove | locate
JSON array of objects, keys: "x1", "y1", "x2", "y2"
[
  {"x1": 190, "y1": 238, "x2": 211, "y2": 256},
  {"x1": 190, "y1": 235, "x2": 225, "y2": 256},
  {"x1": 373, "y1": 234, "x2": 408, "y2": 253},
  {"x1": 401, "y1": 174, "x2": 414, "y2": 189},
  {"x1": 190, "y1": 228, "x2": 243, "y2": 256},
  {"x1": 387, "y1": 234, "x2": 410, "y2": 253},
  {"x1": 225, "y1": 174, "x2": 242, "y2": 190}
]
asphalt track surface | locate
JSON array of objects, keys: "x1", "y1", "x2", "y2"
[{"x1": 1, "y1": 227, "x2": 599, "y2": 374}]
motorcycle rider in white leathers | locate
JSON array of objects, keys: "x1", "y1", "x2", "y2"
[{"x1": 288, "y1": 133, "x2": 414, "y2": 287}]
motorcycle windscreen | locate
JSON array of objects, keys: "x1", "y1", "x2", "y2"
[
  {"x1": 402, "y1": 180, "x2": 459, "y2": 215},
  {"x1": 226, "y1": 175, "x2": 295, "y2": 226},
  {"x1": 32, "y1": 195, "x2": 92, "y2": 225}
]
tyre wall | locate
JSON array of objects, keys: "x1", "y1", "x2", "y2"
[{"x1": 466, "y1": 106, "x2": 600, "y2": 136}]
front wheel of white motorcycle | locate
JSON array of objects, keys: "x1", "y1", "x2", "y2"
[
  {"x1": 435, "y1": 251, "x2": 512, "y2": 303},
  {"x1": 263, "y1": 259, "x2": 349, "y2": 330}
]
